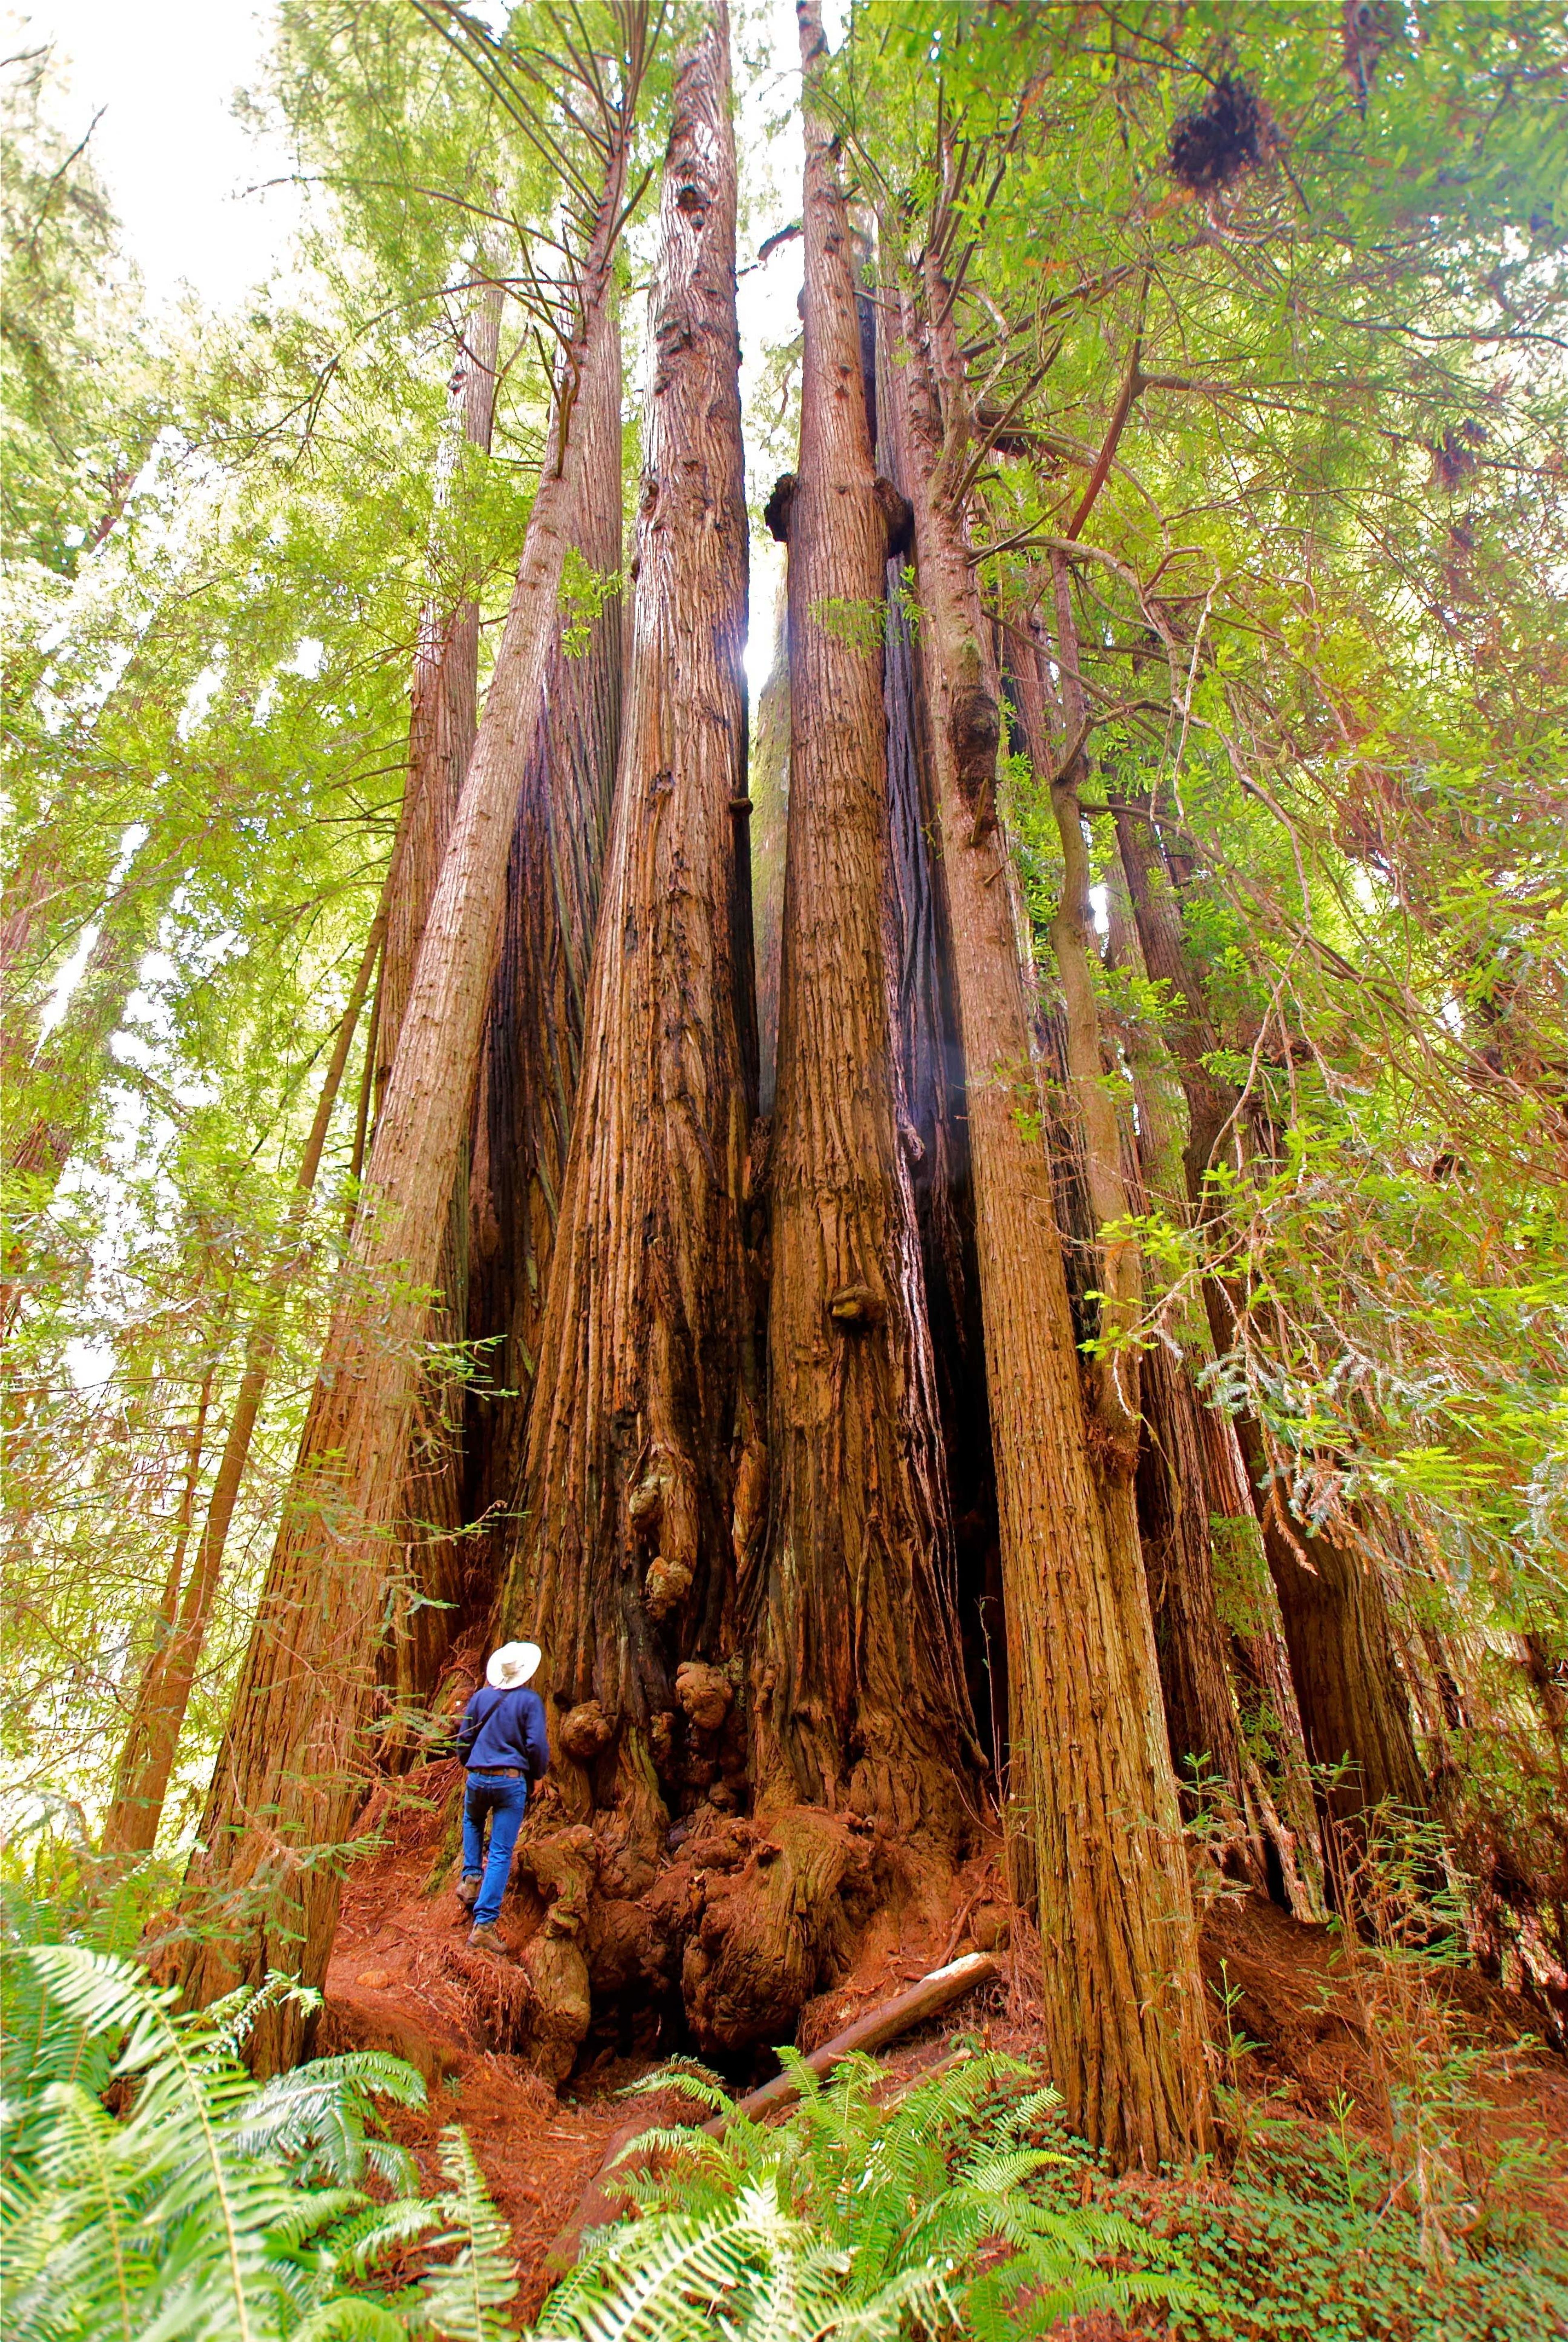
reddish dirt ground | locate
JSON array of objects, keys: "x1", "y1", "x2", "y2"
[{"x1": 318, "y1": 1768, "x2": 1568, "y2": 2324}]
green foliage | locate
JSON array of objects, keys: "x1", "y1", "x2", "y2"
[
  {"x1": 1147, "y1": 2119, "x2": 1568, "y2": 2342},
  {"x1": 544, "y1": 2048, "x2": 1189, "y2": 2340},
  {"x1": 0, "y1": 1940, "x2": 519, "y2": 2340},
  {"x1": 0, "y1": 45, "x2": 162, "y2": 573}
]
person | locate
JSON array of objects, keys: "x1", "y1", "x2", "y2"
[{"x1": 455, "y1": 1641, "x2": 550, "y2": 1952}]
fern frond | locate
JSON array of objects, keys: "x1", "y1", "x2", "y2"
[
  {"x1": 231, "y1": 2050, "x2": 426, "y2": 2188},
  {"x1": 416, "y1": 2124, "x2": 518, "y2": 2342}
]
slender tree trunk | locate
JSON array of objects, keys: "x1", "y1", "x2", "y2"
[
  {"x1": 1113, "y1": 787, "x2": 1427, "y2": 1835},
  {"x1": 496, "y1": 3, "x2": 757, "y2": 2064},
  {"x1": 1102, "y1": 850, "x2": 1326, "y2": 1916},
  {"x1": 175, "y1": 130, "x2": 637, "y2": 2068},
  {"x1": 372, "y1": 283, "x2": 504, "y2": 1732},
  {"x1": 881, "y1": 272, "x2": 1210, "y2": 2168},
  {"x1": 872, "y1": 313, "x2": 1002, "y2": 1769},
  {"x1": 101, "y1": 909, "x2": 385, "y2": 1858},
  {"x1": 2, "y1": 882, "x2": 164, "y2": 1337},
  {"x1": 748, "y1": 586, "x2": 789, "y2": 1116},
  {"x1": 702, "y1": 0, "x2": 980, "y2": 2061},
  {"x1": 463, "y1": 287, "x2": 625, "y2": 1584}
]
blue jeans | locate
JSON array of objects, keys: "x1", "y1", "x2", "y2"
[{"x1": 462, "y1": 1772, "x2": 529, "y2": 1926}]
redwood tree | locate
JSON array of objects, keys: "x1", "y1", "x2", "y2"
[
  {"x1": 373, "y1": 281, "x2": 503, "y2": 1728},
  {"x1": 698, "y1": 0, "x2": 981, "y2": 2059},
  {"x1": 463, "y1": 287, "x2": 626, "y2": 1583},
  {"x1": 879, "y1": 258, "x2": 1212, "y2": 2168},
  {"x1": 497, "y1": 0, "x2": 756, "y2": 1887},
  {"x1": 174, "y1": 34, "x2": 649, "y2": 2065}
]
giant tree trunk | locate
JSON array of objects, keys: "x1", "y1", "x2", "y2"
[
  {"x1": 1112, "y1": 788, "x2": 1427, "y2": 1835},
  {"x1": 881, "y1": 272, "x2": 1210, "y2": 2169},
  {"x1": 706, "y1": 0, "x2": 980, "y2": 2060},
  {"x1": 463, "y1": 290, "x2": 625, "y2": 1584},
  {"x1": 497, "y1": 0, "x2": 757, "y2": 1952},
  {"x1": 175, "y1": 133, "x2": 636, "y2": 2071}
]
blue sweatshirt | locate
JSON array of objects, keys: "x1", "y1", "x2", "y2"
[{"x1": 457, "y1": 1684, "x2": 550, "y2": 1778}]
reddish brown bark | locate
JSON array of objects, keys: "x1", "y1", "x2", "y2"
[
  {"x1": 748, "y1": 587, "x2": 788, "y2": 1115},
  {"x1": 483, "y1": 0, "x2": 756, "y2": 2076},
  {"x1": 1113, "y1": 787, "x2": 1427, "y2": 1835},
  {"x1": 372, "y1": 287, "x2": 504, "y2": 1729},
  {"x1": 751, "y1": 0, "x2": 976, "y2": 1832},
  {"x1": 463, "y1": 289, "x2": 625, "y2": 1575},
  {"x1": 175, "y1": 110, "x2": 642, "y2": 2067},
  {"x1": 699, "y1": 2, "x2": 980, "y2": 2061},
  {"x1": 499, "y1": 0, "x2": 753, "y2": 1788},
  {"x1": 881, "y1": 271, "x2": 1210, "y2": 2168}
]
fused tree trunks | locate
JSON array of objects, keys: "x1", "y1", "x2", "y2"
[
  {"x1": 881, "y1": 275, "x2": 1210, "y2": 2167},
  {"x1": 494, "y1": 0, "x2": 758, "y2": 2068},
  {"x1": 1113, "y1": 789, "x2": 1428, "y2": 1836},
  {"x1": 501, "y1": 0, "x2": 754, "y2": 1773},
  {"x1": 174, "y1": 126, "x2": 637, "y2": 2069},
  {"x1": 742, "y1": 5, "x2": 977, "y2": 1917},
  {"x1": 465, "y1": 290, "x2": 625, "y2": 1580}
]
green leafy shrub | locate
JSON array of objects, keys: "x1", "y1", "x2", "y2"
[{"x1": 1009, "y1": 2103, "x2": 1568, "y2": 2342}]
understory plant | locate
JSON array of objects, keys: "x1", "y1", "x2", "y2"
[
  {"x1": 539, "y1": 2048, "x2": 1193, "y2": 2341},
  {"x1": 0, "y1": 1940, "x2": 517, "y2": 2339}
]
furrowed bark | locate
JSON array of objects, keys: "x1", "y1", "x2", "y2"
[
  {"x1": 1113, "y1": 786, "x2": 1427, "y2": 1836},
  {"x1": 497, "y1": 0, "x2": 756, "y2": 1946},
  {"x1": 748, "y1": 586, "x2": 788, "y2": 1116},
  {"x1": 708, "y1": 2, "x2": 980, "y2": 2058},
  {"x1": 175, "y1": 129, "x2": 636, "y2": 2069},
  {"x1": 753, "y1": 0, "x2": 976, "y2": 1830},
  {"x1": 101, "y1": 909, "x2": 385, "y2": 1858},
  {"x1": 873, "y1": 311, "x2": 1001, "y2": 1767},
  {"x1": 882, "y1": 272, "x2": 1210, "y2": 2168},
  {"x1": 1041, "y1": 557, "x2": 1143, "y2": 1475},
  {"x1": 1104, "y1": 851, "x2": 1325, "y2": 1917},
  {"x1": 375, "y1": 285, "x2": 503, "y2": 1732},
  {"x1": 463, "y1": 287, "x2": 625, "y2": 1580}
]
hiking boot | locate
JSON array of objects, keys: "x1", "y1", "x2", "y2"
[
  {"x1": 456, "y1": 1875, "x2": 480, "y2": 1911},
  {"x1": 467, "y1": 1922, "x2": 506, "y2": 1955}
]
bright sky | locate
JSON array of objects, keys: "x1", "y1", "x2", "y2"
[
  {"x1": 22, "y1": 0, "x2": 822, "y2": 672},
  {"x1": 18, "y1": 0, "x2": 300, "y2": 308}
]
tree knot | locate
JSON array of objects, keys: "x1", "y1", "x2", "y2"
[{"x1": 828, "y1": 1282, "x2": 882, "y2": 1329}]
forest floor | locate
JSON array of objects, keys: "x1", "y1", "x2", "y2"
[{"x1": 320, "y1": 1756, "x2": 1568, "y2": 2330}]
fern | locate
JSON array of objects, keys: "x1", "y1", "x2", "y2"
[
  {"x1": 415, "y1": 2124, "x2": 521, "y2": 2341},
  {"x1": 0, "y1": 1942, "x2": 471, "y2": 2340},
  {"x1": 552, "y1": 2046, "x2": 1192, "y2": 2341}
]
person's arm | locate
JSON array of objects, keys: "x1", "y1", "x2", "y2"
[
  {"x1": 455, "y1": 1692, "x2": 481, "y2": 1766},
  {"x1": 525, "y1": 1692, "x2": 550, "y2": 1782}
]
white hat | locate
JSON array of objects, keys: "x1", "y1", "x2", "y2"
[{"x1": 486, "y1": 1641, "x2": 541, "y2": 1690}]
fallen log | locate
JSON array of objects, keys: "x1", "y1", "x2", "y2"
[{"x1": 541, "y1": 1950, "x2": 1001, "y2": 2281}]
